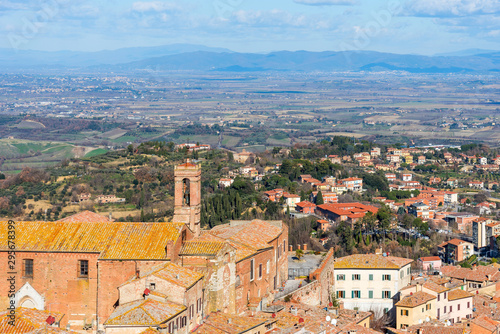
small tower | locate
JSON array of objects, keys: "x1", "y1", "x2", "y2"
[{"x1": 173, "y1": 160, "x2": 201, "y2": 237}]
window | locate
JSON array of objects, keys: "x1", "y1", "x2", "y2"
[
  {"x1": 382, "y1": 274, "x2": 391, "y2": 281},
  {"x1": 369, "y1": 274, "x2": 373, "y2": 281},
  {"x1": 444, "y1": 306, "x2": 447, "y2": 313},
  {"x1": 352, "y1": 274, "x2": 360, "y2": 280},
  {"x1": 449, "y1": 306, "x2": 452, "y2": 313},
  {"x1": 337, "y1": 274, "x2": 345, "y2": 281},
  {"x1": 426, "y1": 304, "x2": 431, "y2": 311},
  {"x1": 467, "y1": 302, "x2": 470, "y2": 308},
  {"x1": 250, "y1": 259, "x2": 255, "y2": 281},
  {"x1": 197, "y1": 298, "x2": 202, "y2": 313},
  {"x1": 259, "y1": 264, "x2": 263, "y2": 278},
  {"x1": 407, "y1": 268, "x2": 410, "y2": 275},
  {"x1": 78, "y1": 260, "x2": 89, "y2": 278},
  {"x1": 400, "y1": 271, "x2": 403, "y2": 279},
  {"x1": 458, "y1": 304, "x2": 460, "y2": 311},
  {"x1": 382, "y1": 291, "x2": 391, "y2": 298},
  {"x1": 337, "y1": 291, "x2": 345, "y2": 298},
  {"x1": 149, "y1": 282, "x2": 156, "y2": 290},
  {"x1": 438, "y1": 294, "x2": 440, "y2": 302},
  {"x1": 352, "y1": 290, "x2": 361, "y2": 298},
  {"x1": 189, "y1": 305, "x2": 194, "y2": 319},
  {"x1": 444, "y1": 292, "x2": 447, "y2": 299},
  {"x1": 23, "y1": 259, "x2": 33, "y2": 278},
  {"x1": 401, "y1": 309, "x2": 409, "y2": 316},
  {"x1": 368, "y1": 291, "x2": 373, "y2": 299},
  {"x1": 266, "y1": 260, "x2": 270, "y2": 274}
]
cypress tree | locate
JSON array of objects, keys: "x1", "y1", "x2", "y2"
[{"x1": 316, "y1": 189, "x2": 324, "y2": 205}]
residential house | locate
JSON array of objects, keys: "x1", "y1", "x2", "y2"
[
  {"x1": 333, "y1": 254, "x2": 413, "y2": 314},
  {"x1": 219, "y1": 178, "x2": 234, "y2": 188},
  {"x1": 341, "y1": 177, "x2": 364, "y2": 192},
  {"x1": 395, "y1": 291, "x2": 436, "y2": 329},
  {"x1": 469, "y1": 181, "x2": 485, "y2": 189},
  {"x1": 438, "y1": 239, "x2": 474, "y2": 263},
  {"x1": 295, "y1": 201, "x2": 317, "y2": 214},
  {"x1": 417, "y1": 256, "x2": 442, "y2": 272}
]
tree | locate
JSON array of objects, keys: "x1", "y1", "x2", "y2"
[
  {"x1": 316, "y1": 190, "x2": 324, "y2": 205},
  {"x1": 295, "y1": 249, "x2": 304, "y2": 260}
]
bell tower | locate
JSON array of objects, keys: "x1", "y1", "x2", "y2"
[{"x1": 173, "y1": 161, "x2": 201, "y2": 237}]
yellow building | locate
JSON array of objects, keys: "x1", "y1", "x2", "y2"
[{"x1": 396, "y1": 291, "x2": 436, "y2": 329}]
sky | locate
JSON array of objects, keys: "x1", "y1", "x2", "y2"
[{"x1": 1, "y1": 0, "x2": 500, "y2": 55}]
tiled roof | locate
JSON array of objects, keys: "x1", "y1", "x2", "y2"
[
  {"x1": 138, "y1": 328, "x2": 161, "y2": 334},
  {"x1": 57, "y1": 210, "x2": 113, "y2": 223},
  {"x1": 472, "y1": 314, "x2": 499, "y2": 333},
  {"x1": 295, "y1": 201, "x2": 316, "y2": 208},
  {"x1": 419, "y1": 256, "x2": 441, "y2": 262},
  {"x1": 334, "y1": 254, "x2": 412, "y2": 269},
  {"x1": 423, "y1": 282, "x2": 449, "y2": 293},
  {"x1": 105, "y1": 299, "x2": 185, "y2": 326},
  {"x1": 448, "y1": 288, "x2": 473, "y2": 301},
  {"x1": 443, "y1": 265, "x2": 500, "y2": 282},
  {"x1": 0, "y1": 308, "x2": 68, "y2": 334},
  {"x1": 209, "y1": 220, "x2": 283, "y2": 253},
  {"x1": 180, "y1": 241, "x2": 225, "y2": 256},
  {"x1": 196, "y1": 233, "x2": 255, "y2": 262},
  {"x1": 193, "y1": 312, "x2": 267, "y2": 334},
  {"x1": 0, "y1": 221, "x2": 185, "y2": 260},
  {"x1": 396, "y1": 291, "x2": 436, "y2": 307},
  {"x1": 124, "y1": 262, "x2": 203, "y2": 289}
]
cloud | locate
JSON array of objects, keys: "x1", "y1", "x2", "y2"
[
  {"x1": 404, "y1": 0, "x2": 500, "y2": 17},
  {"x1": 294, "y1": 0, "x2": 356, "y2": 5},
  {"x1": 228, "y1": 9, "x2": 335, "y2": 29},
  {"x1": 131, "y1": 1, "x2": 182, "y2": 12}
]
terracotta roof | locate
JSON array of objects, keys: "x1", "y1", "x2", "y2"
[
  {"x1": 472, "y1": 314, "x2": 500, "y2": 333},
  {"x1": 0, "y1": 221, "x2": 185, "y2": 260},
  {"x1": 196, "y1": 233, "x2": 255, "y2": 262},
  {"x1": 105, "y1": 299, "x2": 185, "y2": 326},
  {"x1": 209, "y1": 220, "x2": 283, "y2": 254},
  {"x1": 419, "y1": 256, "x2": 441, "y2": 262},
  {"x1": 180, "y1": 241, "x2": 225, "y2": 256},
  {"x1": 448, "y1": 288, "x2": 474, "y2": 301},
  {"x1": 138, "y1": 328, "x2": 161, "y2": 334},
  {"x1": 57, "y1": 210, "x2": 113, "y2": 223},
  {"x1": 442, "y1": 266, "x2": 500, "y2": 282},
  {"x1": 295, "y1": 201, "x2": 316, "y2": 208},
  {"x1": 0, "y1": 308, "x2": 69, "y2": 334},
  {"x1": 334, "y1": 254, "x2": 412, "y2": 270},
  {"x1": 123, "y1": 262, "x2": 203, "y2": 289},
  {"x1": 423, "y1": 282, "x2": 449, "y2": 293},
  {"x1": 193, "y1": 312, "x2": 268, "y2": 334},
  {"x1": 396, "y1": 291, "x2": 436, "y2": 307}
]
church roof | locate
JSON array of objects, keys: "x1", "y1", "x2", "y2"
[{"x1": 0, "y1": 221, "x2": 185, "y2": 260}]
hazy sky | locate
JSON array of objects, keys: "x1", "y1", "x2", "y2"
[{"x1": 1, "y1": 0, "x2": 500, "y2": 54}]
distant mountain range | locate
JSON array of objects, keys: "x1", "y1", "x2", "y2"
[{"x1": 1, "y1": 44, "x2": 500, "y2": 74}]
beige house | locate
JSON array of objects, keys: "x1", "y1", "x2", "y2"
[
  {"x1": 396, "y1": 291, "x2": 436, "y2": 329},
  {"x1": 333, "y1": 254, "x2": 413, "y2": 314}
]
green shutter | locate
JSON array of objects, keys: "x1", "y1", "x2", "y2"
[
  {"x1": 388, "y1": 291, "x2": 391, "y2": 298},
  {"x1": 369, "y1": 274, "x2": 373, "y2": 281},
  {"x1": 382, "y1": 275, "x2": 385, "y2": 281},
  {"x1": 369, "y1": 291, "x2": 373, "y2": 299},
  {"x1": 352, "y1": 274, "x2": 355, "y2": 280},
  {"x1": 351, "y1": 290, "x2": 354, "y2": 298},
  {"x1": 388, "y1": 275, "x2": 391, "y2": 281}
]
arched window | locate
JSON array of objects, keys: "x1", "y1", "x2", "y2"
[{"x1": 182, "y1": 178, "x2": 190, "y2": 206}]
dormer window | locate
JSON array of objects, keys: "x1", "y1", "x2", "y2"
[{"x1": 150, "y1": 283, "x2": 156, "y2": 290}]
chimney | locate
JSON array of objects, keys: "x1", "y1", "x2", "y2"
[
  {"x1": 109, "y1": 212, "x2": 112, "y2": 221},
  {"x1": 136, "y1": 270, "x2": 140, "y2": 279},
  {"x1": 303, "y1": 244, "x2": 308, "y2": 251},
  {"x1": 297, "y1": 245, "x2": 301, "y2": 250},
  {"x1": 289, "y1": 245, "x2": 293, "y2": 252},
  {"x1": 166, "y1": 240, "x2": 174, "y2": 260}
]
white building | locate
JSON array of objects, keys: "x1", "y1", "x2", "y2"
[{"x1": 334, "y1": 254, "x2": 413, "y2": 314}]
